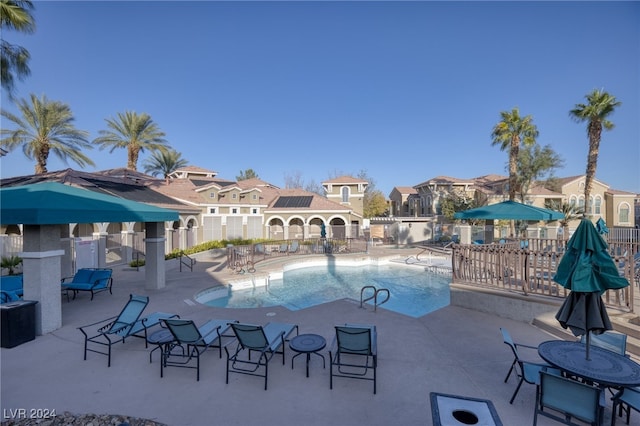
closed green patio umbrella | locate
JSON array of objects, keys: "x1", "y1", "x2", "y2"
[{"x1": 554, "y1": 219, "x2": 629, "y2": 359}]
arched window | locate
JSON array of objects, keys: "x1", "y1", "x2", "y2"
[
  {"x1": 619, "y1": 203, "x2": 630, "y2": 223},
  {"x1": 341, "y1": 187, "x2": 350, "y2": 203},
  {"x1": 569, "y1": 195, "x2": 577, "y2": 207},
  {"x1": 578, "y1": 196, "x2": 585, "y2": 211},
  {"x1": 594, "y1": 196, "x2": 602, "y2": 215}
]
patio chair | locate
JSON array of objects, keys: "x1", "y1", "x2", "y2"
[
  {"x1": 612, "y1": 386, "x2": 640, "y2": 426},
  {"x1": 78, "y1": 294, "x2": 178, "y2": 367},
  {"x1": 533, "y1": 369, "x2": 604, "y2": 426},
  {"x1": 580, "y1": 331, "x2": 627, "y2": 356},
  {"x1": 225, "y1": 322, "x2": 299, "y2": 390},
  {"x1": 500, "y1": 327, "x2": 553, "y2": 404},
  {"x1": 160, "y1": 318, "x2": 238, "y2": 381},
  {"x1": 288, "y1": 240, "x2": 299, "y2": 253},
  {"x1": 278, "y1": 243, "x2": 288, "y2": 253},
  {"x1": 254, "y1": 243, "x2": 270, "y2": 256},
  {"x1": 61, "y1": 268, "x2": 113, "y2": 301},
  {"x1": 330, "y1": 324, "x2": 378, "y2": 394}
]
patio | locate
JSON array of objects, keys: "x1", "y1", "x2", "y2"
[{"x1": 0, "y1": 247, "x2": 630, "y2": 425}]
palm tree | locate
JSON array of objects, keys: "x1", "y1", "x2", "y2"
[
  {"x1": 491, "y1": 107, "x2": 539, "y2": 201},
  {"x1": 94, "y1": 111, "x2": 168, "y2": 171},
  {"x1": 570, "y1": 89, "x2": 621, "y2": 215},
  {"x1": 0, "y1": 93, "x2": 93, "y2": 174},
  {"x1": 545, "y1": 200, "x2": 584, "y2": 240},
  {"x1": 142, "y1": 149, "x2": 188, "y2": 179},
  {"x1": 1, "y1": 0, "x2": 35, "y2": 97}
]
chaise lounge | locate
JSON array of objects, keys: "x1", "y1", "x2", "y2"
[{"x1": 78, "y1": 294, "x2": 178, "y2": 367}]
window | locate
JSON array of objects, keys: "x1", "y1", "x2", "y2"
[
  {"x1": 210, "y1": 192, "x2": 215, "y2": 199},
  {"x1": 252, "y1": 208, "x2": 258, "y2": 214},
  {"x1": 209, "y1": 208, "x2": 216, "y2": 214},
  {"x1": 594, "y1": 197, "x2": 602, "y2": 214},
  {"x1": 619, "y1": 204, "x2": 630, "y2": 223},
  {"x1": 587, "y1": 196, "x2": 593, "y2": 214},
  {"x1": 232, "y1": 193, "x2": 237, "y2": 199},
  {"x1": 569, "y1": 195, "x2": 577, "y2": 207},
  {"x1": 232, "y1": 208, "x2": 238, "y2": 214},
  {"x1": 341, "y1": 187, "x2": 349, "y2": 203},
  {"x1": 252, "y1": 194, "x2": 257, "y2": 200},
  {"x1": 578, "y1": 197, "x2": 585, "y2": 211}
]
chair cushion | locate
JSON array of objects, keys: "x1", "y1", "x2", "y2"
[
  {"x1": 1, "y1": 275, "x2": 23, "y2": 292},
  {"x1": 89, "y1": 270, "x2": 112, "y2": 289},
  {"x1": 72, "y1": 269, "x2": 94, "y2": 283}
]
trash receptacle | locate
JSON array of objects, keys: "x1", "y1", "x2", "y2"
[
  {"x1": 430, "y1": 393, "x2": 503, "y2": 426},
  {"x1": 1, "y1": 300, "x2": 37, "y2": 348}
]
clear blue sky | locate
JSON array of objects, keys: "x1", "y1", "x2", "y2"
[{"x1": 1, "y1": 1, "x2": 638, "y2": 196}]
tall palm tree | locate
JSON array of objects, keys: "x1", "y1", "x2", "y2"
[
  {"x1": 570, "y1": 89, "x2": 621, "y2": 215},
  {"x1": 1, "y1": 0, "x2": 35, "y2": 97},
  {"x1": 491, "y1": 107, "x2": 539, "y2": 201},
  {"x1": 94, "y1": 111, "x2": 168, "y2": 171},
  {"x1": 142, "y1": 148, "x2": 188, "y2": 179},
  {"x1": 0, "y1": 93, "x2": 93, "y2": 174}
]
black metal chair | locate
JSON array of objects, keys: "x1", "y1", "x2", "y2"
[
  {"x1": 225, "y1": 322, "x2": 298, "y2": 390},
  {"x1": 161, "y1": 318, "x2": 237, "y2": 381},
  {"x1": 330, "y1": 324, "x2": 378, "y2": 394},
  {"x1": 534, "y1": 370, "x2": 603, "y2": 426},
  {"x1": 500, "y1": 327, "x2": 553, "y2": 404}
]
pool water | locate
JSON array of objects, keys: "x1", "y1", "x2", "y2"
[{"x1": 201, "y1": 263, "x2": 451, "y2": 318}]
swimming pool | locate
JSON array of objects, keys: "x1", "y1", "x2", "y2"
[{"x1": 198, "y1": 262, "x2": 451, "y2": 318}]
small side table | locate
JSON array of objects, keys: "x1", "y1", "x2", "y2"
[
  {"x1": 147, "y1": 328, "x2": 175, "y2": 363},
  {"x1": 290, "y1": 333, "x2": 326, "y2": 377}
]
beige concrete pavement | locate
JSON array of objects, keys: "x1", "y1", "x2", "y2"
[{"x1": 0, "y1": 248, "x2": 623, "y2": 425}]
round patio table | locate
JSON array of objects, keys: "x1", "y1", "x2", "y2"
[
  {"x1": 146, "y1": 328, "x2": 175, "y2": 364},
  {"x1": 290, "y1": 334, "x2": 326, "y2": 377},
  {"x1": 538, "y1": 340, "x2": 640, "y2": 388}
]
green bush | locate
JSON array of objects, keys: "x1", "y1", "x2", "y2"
[{"x1": 129, "y1": 259, "x2": 145, "y2": 267}]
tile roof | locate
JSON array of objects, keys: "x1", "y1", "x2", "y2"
[{"x1": 322, "y1": 175, "x2": 368, "y2": 184}]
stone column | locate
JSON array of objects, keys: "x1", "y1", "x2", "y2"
[
  {"x1": 145, "y1": 222, "x2": 166, "y2": 290},
  {"x1": 21, "y1": 224, "x2": 64, "y2": 335}
]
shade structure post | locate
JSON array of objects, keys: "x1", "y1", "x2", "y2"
[
  {"x1": 144, "y1": 221, "x2": 166, "y2": 290},
  {"x1": 21, "y1": 225, "x2": 64, "y2": 334}
]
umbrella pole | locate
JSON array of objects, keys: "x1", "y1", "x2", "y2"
[{"x1": 586, "y1": 332, "x2": 591, "y2": 360}]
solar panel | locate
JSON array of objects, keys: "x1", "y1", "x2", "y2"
[{"x1": 273, "y1": 196, "x2": 313, "y2": 208}]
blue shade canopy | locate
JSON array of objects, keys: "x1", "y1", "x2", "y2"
[
  {"x1": 0, "y1": 182, "x2": 178, "y2": 225},
  {"x1": 453, "y1": 200, "x2": 565, "y2": 221}
]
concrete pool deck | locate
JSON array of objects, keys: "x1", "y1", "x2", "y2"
[{"x1": 0, "y1": 247, "x2": 623, "y2": 425}]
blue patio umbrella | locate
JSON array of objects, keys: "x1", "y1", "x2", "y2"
[
  {"x1": 453, "y1": 200, "x2": 564, "y2": 221},
  {"x1": 554, "y1": 219, "x2": 629, "y2": 359},
  {"x1": 596, "y1": 217, "x2": 609, "y2": 235}
]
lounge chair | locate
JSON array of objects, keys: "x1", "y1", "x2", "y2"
[
  {"x1": 278, "y1": 243, "x2": 288, "y2": 253},
  {"x1": 225, "y1": 322, "x2": 299, "y2": 390},
  {"x1": 533, "y1": 369, "x2": 604, "y2": 426},
  {"x1": 78, "y1": 294, "x2": 178, "y2": 367},
  {"x1": 160, "y1": 318, "x2": 238, "y2": 381},
  {"x1": 61, "y1": 268, "x2": 113, "y2": 301},
  {"x1": 330, "y1": 324, "x2": 378, "y2": 394},
  {"x1": 500, "y1": 327, "x2": 556, "y2": 404},
  {"x1": 288, "y1": 240, "x2": 299, "y2": 253}
]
